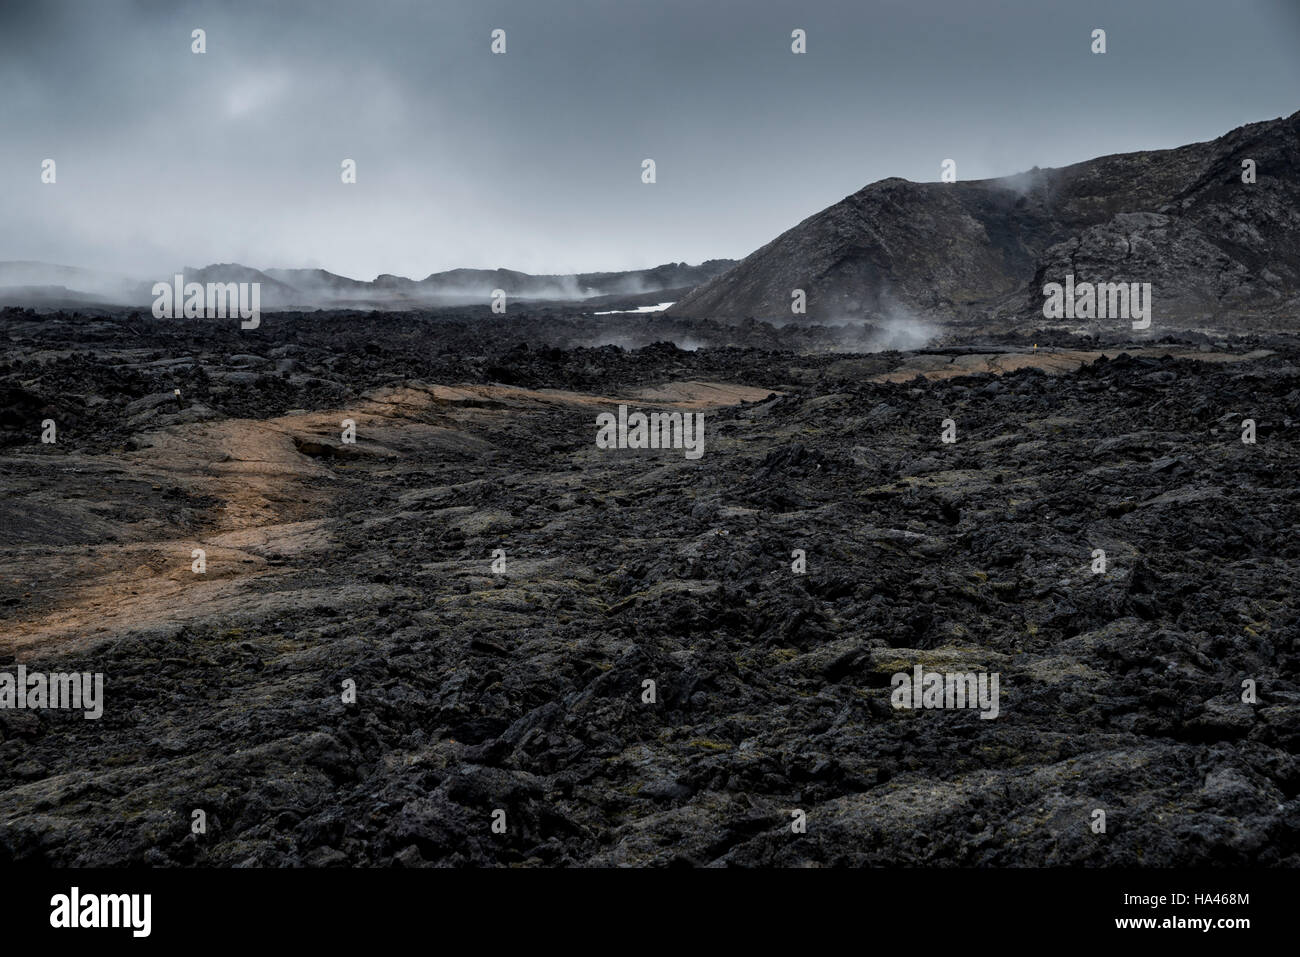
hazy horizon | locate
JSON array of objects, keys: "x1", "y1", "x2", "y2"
[{"x1": 2, "y1": 0, "x2": 1298, "y2": 281}]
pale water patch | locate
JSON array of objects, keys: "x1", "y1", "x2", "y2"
[{"x1": 592, "y1": 301, "x2": 675, "y2": 315}]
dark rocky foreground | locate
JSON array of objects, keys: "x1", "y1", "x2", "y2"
[{"x1": 0, "y1": 307, "x2": 1297, "y2": 866}]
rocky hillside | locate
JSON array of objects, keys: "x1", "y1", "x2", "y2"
[{"x1": 670, "y1": 111, "x2": 1300, "y2": 333}]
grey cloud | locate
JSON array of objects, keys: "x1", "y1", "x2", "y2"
[{"x1": 1, "y1": 0, "x2": 1297, "y2": 280}]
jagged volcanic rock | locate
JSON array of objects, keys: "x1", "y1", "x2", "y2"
[{"x1": 0, "y1": 308, "x2": 1296, "y2": 867}]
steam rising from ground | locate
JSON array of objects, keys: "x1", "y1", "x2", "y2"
[
  {"x1": 863, "y1": 311, "x2": 939, "y2": 351},
  {"x1": 569, "y1": 305, "x2": 940, "y2": 355},
  {"x1": 792, "y1": 298, "x2": 941, "y2": 352}
]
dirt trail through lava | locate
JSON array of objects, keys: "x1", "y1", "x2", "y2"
[{"x1": 0, "y1": 380, "x2": 775, "y2": 655}]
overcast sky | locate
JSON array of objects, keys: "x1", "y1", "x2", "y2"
[{"x1": 1, "y1": 0, "x2": 1297, "y2": 281}]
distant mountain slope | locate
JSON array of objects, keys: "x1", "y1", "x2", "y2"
[
  {"x1": 0, "y1": 262, "x2": 149, "y2": 305},
  {"x1": 271, "y1": 260, "x2": 735, "y2": 305},
  {"x1": 669, "y1": 111, "x2": 1300, "y2": 330},
  {"x1": 0, "y1": 260, "x2": 734, "y2": 311},
  {"x1": 183, "y1": 264, "x2": 301, "y2": 306}
]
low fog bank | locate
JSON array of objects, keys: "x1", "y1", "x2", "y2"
[{"x1": 0, "y1": 260, "x2": 735, "y2": 312}]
